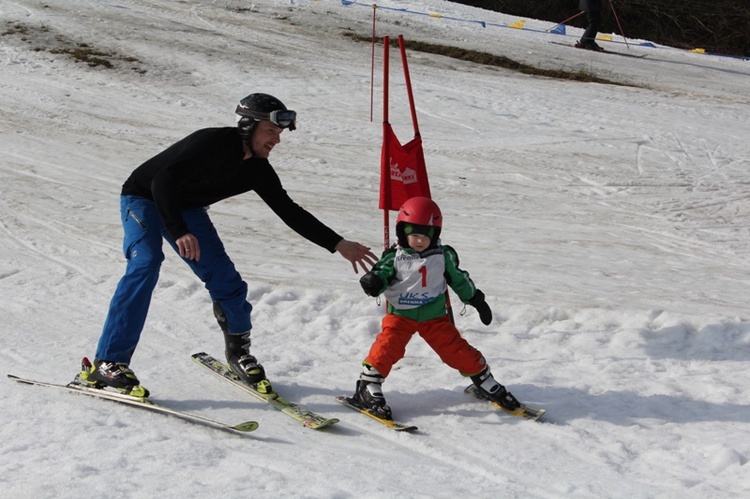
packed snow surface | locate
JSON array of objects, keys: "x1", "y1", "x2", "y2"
[{"x1": 1, "y1": 0, "x2": 749, "y2": 497}]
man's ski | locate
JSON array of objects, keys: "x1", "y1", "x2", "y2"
[
  {"x1": 7, "y1": 374, "x2": 259, "y2": 434},
  {"x1": 191, "y1": 352, "x2": 339, "y2": 430},
  {"x1": 549, "y1": 41, "x2": 648, "y2": 58},
  {"x1": 335, "y1": 395, "x2": 418, "y2": 432},
  {"x1": 464, "y1": 385, "x2": 546, "y2": 421}
]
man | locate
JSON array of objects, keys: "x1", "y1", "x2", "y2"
[
  {"x1": 576, "y1": 0, "x2": 604, "y2": 51},
  {"x1": 82, "y1": 93, "x2": 377, "y2": 396}
]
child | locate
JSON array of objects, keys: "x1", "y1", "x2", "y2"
[{"x1": 351, "y1": 196, "x2": 520, "y2": 420}]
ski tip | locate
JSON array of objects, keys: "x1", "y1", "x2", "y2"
[
  {"x1": 384, "y1": 419, "x2": 418, "y2": 432},
  {"x1": 394, "y1": 425, "x2": 419, "y2": 432},
  {"x1": 306, "y1": 418, "x2": 340, "y2": 430},
  {"x1": 233, "y1": 421, "x2": 260, "y2": 432},
  {"x1": 526, "y1": 408, "x2": 547, "y2": 422}
]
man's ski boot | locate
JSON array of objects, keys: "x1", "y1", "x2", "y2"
[
  {"x1": 78, "y1": 357, "x2": 149, "y2": 397},
  {"x1": 224, "y1": 331, "x2": 269, "y2": 392},
  {"x1": 470, "y1": 367, "x2": 520, "y2": 411},
  {"x1": 353, "y1": 364, "x2": 392, "y2": 420},
  {"x1": 215, "y1": 301, "x2": 270, "y2": 393}
]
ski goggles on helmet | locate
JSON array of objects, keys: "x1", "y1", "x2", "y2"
[{"x1": 235, "y1": 106, "x2": 297, "y2": 130}]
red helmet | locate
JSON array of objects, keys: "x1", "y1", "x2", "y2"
[
  {"x1": 396, "y1": 196, "x2": 442, "y2": 227},
  {"x1": 395, "y1": 197, "x2": 442, "y2": 247}
]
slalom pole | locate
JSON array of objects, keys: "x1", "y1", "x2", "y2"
[
  {"x1": 398, "y1": 35, "x2": 420, "y2": 138},
  {"x1": 382, "y1": 35, "x2": 390, "y2": 250},
  {"x1": 397, "y1": 35, "x2": 453, "y2": 322},
  {"x1": 370, "y1": 4, "x2": 378, "y2": 122},
  {"x1": 545, "y1": 11, "x2": 584, "y2": 32},
  {"x1": 609, "y1": 0, "x2": 630, "y2": 48}
]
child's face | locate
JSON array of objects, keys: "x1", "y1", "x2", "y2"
[{"x1": 407, "y1": 233, "x2": 431, "y2": 252}]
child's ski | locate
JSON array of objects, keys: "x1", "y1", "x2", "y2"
[
  {"x1": 464, "y1": 385, "x2": 546, "y2": 421},
  {"x1": 192, "y1": 352, "x2": 339, "y2": 430},
  {"x1": 7, "y1": 374, "x2": 259, "y2": 434},
  {"x1": 336, "y1": 395, "x2": 418, "y2": 432}
]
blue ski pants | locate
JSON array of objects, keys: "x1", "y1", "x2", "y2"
[{"x1": 95, "y1": 195, "x2": 252, "y2": 363}]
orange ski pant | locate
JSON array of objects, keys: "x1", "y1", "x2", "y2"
[{"x1": 364, "y1": 313, "x2": 487, "y2": 378}]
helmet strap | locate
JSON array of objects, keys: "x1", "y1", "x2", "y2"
[{"x1": 238, "y1": 125, "x2": 260, "y2": 158}]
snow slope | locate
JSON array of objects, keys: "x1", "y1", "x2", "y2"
[{"x1": 1, "y1": 0, "x2": 749, "y2": 497}]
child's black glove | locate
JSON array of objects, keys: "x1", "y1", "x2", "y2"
[
  {"x1": 469, "y1": 289, "x2": 492, "y2": 325},
  {"x1": 360, "y1": 273, "x2": 383, "y2": 297}
]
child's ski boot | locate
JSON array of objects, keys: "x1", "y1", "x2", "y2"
[{"x1": 470, "y1": 367, "x2": 520, "y2": 411}]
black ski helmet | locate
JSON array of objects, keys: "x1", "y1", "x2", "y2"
[{"x1": 236, "y1": 93, "x2": 296, "y2": 141}]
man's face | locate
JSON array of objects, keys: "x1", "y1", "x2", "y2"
[{"x1": 251, "y1": 120, "x2": 283, "y2": 158}]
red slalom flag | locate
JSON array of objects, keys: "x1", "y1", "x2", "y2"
[{"x1": 378, "y1": 123, "x2": 431, "y2": 211}]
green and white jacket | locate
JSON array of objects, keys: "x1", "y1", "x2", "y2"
[{"x1": 368, "y1": 244, "x2": 478, "y2": 322}]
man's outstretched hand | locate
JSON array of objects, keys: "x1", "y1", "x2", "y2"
[{"x1": 335, "y1": 239, "x2": 378, "y2": 274}]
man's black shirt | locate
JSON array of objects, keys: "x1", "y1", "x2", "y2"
[{"x1": 122, "y1": 127, "x2": 342, "y2": 251}]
